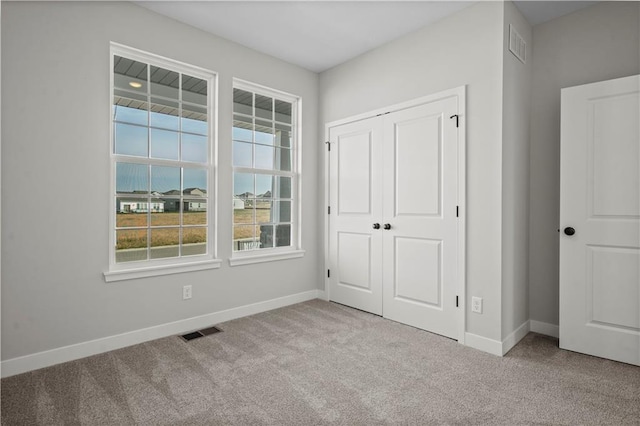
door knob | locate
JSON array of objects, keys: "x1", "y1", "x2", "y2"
[
  {"x1": 383, "y1": 223, "x2": 391, "y2": 230},
  {"x1": 564, "y1": 227, "x2": 576, "y2": 236},
  {"x1": 372, "y1": 223, "x2": 380, "y2": 229}
]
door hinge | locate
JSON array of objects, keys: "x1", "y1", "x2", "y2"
[
  {"x1": 456, "y1": 296, "x2": 459, "y2": 307},
  {"x1": 456, "y1": 206, "x2": 459, "y2": 217},
  {"x1": 450, "y1": 114, "x2": 459, "y2": 128},
  {"x1": 327, "y1": 269, "x2": 330, "y2": 278},
  {"x1": 325, "y1": 141, "x2": 331, "y2": 151},
  {"x1": 328, "y1": 206, "x2": 331, "y2": 214}
]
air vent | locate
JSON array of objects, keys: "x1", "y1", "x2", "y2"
[
  {"x1": 180, "y1": 326, "x2": 222, "y2": 341},
  {"x1": 509, "y1": 24, "x2": 526, "y2": 64}
]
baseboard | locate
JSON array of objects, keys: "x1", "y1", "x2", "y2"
[
  {"x1": 501, "y1": 320, "x2": 530, "y2": 355},
  {"x1": 464, "y1": 332, "x2": 503, "y2": 356},
  {"x1": 316, "y1": 289, "x2": 328, "y2": 301},
  {"x1": 530, "y1": 320, "x2": 559, "y2": 338},
  {"x1": 1, "y1": 289, "x2": 323, "y2": 378}
]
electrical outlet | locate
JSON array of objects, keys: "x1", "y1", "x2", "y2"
[
  {"x1": 471, "y1": 297, "x2": 483, "y2": 314},
  {"x1": 183, "y1": 285, "x2": 192, "y2": 300}
]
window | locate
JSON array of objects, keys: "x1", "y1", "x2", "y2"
[
  {"x1": 231, "y1": 80, "x2": 303, "y2": 264},
  {"x1": 105, "y1": 44, "x2": 220, "y2": 281}
]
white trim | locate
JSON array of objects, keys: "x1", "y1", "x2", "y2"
[
  {"x1": 228, "y1": 249, "x2": 306, "y2": 266},
  {"x1": 103, "y1": 259, "x2": 222, "y2": 282},
  {"x1": 324, "y1": 85, "x2": 467, "y2": 345},
  {"x1": 502, "y1": 320, "x2": 530, "y2": 355},
  {"x1": 1, "y1": 289, "x2": 323, "y2": 378},
  {"x1": 530, "y1": 320, "x2": 559, "y2": 338},
  {"x1": 464, "y1": 332, "x2": 503, "y2": 356}
]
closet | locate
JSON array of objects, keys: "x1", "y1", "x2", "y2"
[{"x1": 326, "y1": 88, "x2": 465, "y2": 339}]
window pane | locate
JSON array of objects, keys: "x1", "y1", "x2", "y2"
[
  {"x1": 276, "y1": 200, "x2": 291, "y2": 223},
  {"x1": 183, "y1": 168, "x2": 207, "y2": 195},
  {"x1": 275, "y1": 100, "x2": 292, "y2": 124},
  {"x1": 114, "y1": 56, "x2": 147, "y2": 91},
  {"x1": 183, "y1": 227, "x2": 206, "y2": 256},
  {"x1": 150, "y1": 97, "x2": 179, "y2": 130},
  {"x1": 150, "y1": 228, "x2": 179, "y2": 259},
  {"x1": 182, "y1": 104, "x2": 207, "y2": 135},
  {"x1": 182, "y1": 75, "x2": 207, "y2": 106},
  {"x1": 233, "y1": 141, "x2": 252, "y2": 167},
  {"x1": 276, "y1": 147, "x2": 291, "y2": 172},
  {"x1": 233, "y1": 88, "x2": 253, "y2": 115},
  {"x1": 256, "y1": 200, "x2": 272, "y2": 224},
  {"x1": 116, "y1": 163, "x2": 148, "y2": 194},
  {"x1": 116, "y1": 229, "x2": 148, "y2": 263},
  {"x1": 151, "y1": 205, "x2": 179, "y2": 226},
  {"x1": 275, "y1": 224, "x2": 291, "y2": 247},
  {"x1": 151, "y1": 165, "x2": 180, "y2": 194},
  {"x1": 182, "y1": 134, "x2": 208, "y2": 163},
  {"x1": 115, "y1": 123, "x2": 148, "y2": 157},
  {"x1": 233, "y1": 203, "x2": 254, "y2": 224},
  {"x1": 150, "y1": 128, "x2": 179, "y2": 160},
  {"x1": 183, "y1": 201, "x2": 207, "y2": 225},
  {"x1": 150, "y1": 66, "x2": 179, "y2": 99},
  {"x1": 255, "y1": 120, "x2": 274, "y2": 145},
  {"x1": 234, "y1": 225, "x2": 258, "y2": 251},
  {"x1": 255, "y1": 145, "x2": 274, "y2": 170},
  {"x1": 113, "y1": 103, "x2": 148, "y2": 126},
  {"x1": 234, "y1": 172, "x2": 254, "y2": 198},
  {"x1": 275, "y1": 125, "x2": 291, "y2": 148},
  {"x1": 278, "y1": 176, "x2": 291, "y2": 199},
  {"x1": 255, "y1": 95, "x2": 273, "y2": 120},
  {"x1": 116, "y1": 197, "x2": 148, "y2": 227},
  {"x1": 256, "y1": 174, "x2": 274, "y2": 198},
  {"x1": 259, "y1": 224, "x2": 274, "y2": 249},
  {"x1": 233, "y1": 116, "x2": 253, "y2": 142}
]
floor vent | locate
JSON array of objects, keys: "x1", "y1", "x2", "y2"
[{"x1": 180, "y1": 326, "x2": 222, "y2": 342}]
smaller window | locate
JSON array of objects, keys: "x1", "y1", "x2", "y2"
[{"x1": 231, "y1": 80, "x2": 302, "y2": 263}]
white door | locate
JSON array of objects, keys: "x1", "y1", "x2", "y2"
[
  {"x1": 328, "y1": 93, "x2": 461, "y2": 339},
  {"x1": 328, "y1": 116, "x2": 384, "y2": 315},
  {"x1": 560, "y1": 75, "x2": 640, "y2": 366},
  {"x1": 382, "y1": 97, "x2": 459, "y2": 339}
]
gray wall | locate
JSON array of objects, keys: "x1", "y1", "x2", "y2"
[
  {"x1": 1, "y1": 1, "x2": 320, "y2": 360},
  {"x1": 501, "y1": 1, "x2": 532, "y2": 339},
  {"x1": 528, "y1": 1, "x2": 640, "y2": 326},
  {"x1": 320, "y1": 1, "x2": 506, "y2": 341}
]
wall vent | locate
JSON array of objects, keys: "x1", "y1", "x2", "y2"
[
  {"x1": 180, "y1": 326, "x2": 222, "y2": 341},
  {"x1": 509, "y1": 24, "x2": 526, "y2": 64}
]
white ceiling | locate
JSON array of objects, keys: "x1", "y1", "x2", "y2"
[{"x1": 136, "y1": 1, "x2": 599, "y2": 73}]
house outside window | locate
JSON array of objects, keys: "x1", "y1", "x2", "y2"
[
  {"x1": 105, "y1": 43, "x2": 220, "y2": 281},
  {"x1": 230, "y1": 80, "x2": 304, "y2": 265}
]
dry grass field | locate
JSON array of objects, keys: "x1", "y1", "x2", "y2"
[{"x1": 115, "y1": 209, "x2": 272, "y2": 249}]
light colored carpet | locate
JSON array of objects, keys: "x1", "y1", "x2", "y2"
[{"x1": 2, "y1": 299, "x2": 639, "y2": 425}]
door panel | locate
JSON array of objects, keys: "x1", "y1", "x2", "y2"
[
  {"x1": 328, "y1": 117, "x2": 383, "y2": 315},
  {"x1": 382, "y1": 97, "x2": 459, "y2": 339},
  {"x1": 560, "y1": 75, "x2": 640, "y2": 366}
]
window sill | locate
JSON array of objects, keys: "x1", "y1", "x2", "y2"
[
  {"x1": 104, "y1": 259, "x2": 222, "y2": 282},
  {"x1": 229, "y1": 249, "x2": 305, "y2": 267}
]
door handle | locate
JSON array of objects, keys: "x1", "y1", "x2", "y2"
[
  {"x1": 564, "y1": 227, "x2": 576, "y2": 236},
  {"x1": 372, "y1": 223, "x2": 380, "y2": 229},
  {"x1": 383, "y1": 223, "x2": 391, "y2": 230}
]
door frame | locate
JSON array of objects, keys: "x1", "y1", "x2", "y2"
[{"x1": 323, "y1": 85, "x2": 467, "y2": 344}]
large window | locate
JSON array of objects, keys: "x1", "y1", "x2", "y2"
[
  {"x1": 232, "y1": 81, "x2": 301, "y2": 260},
  {"x1": 107, "y1": 44, "x2": 218, "y2": 280}
]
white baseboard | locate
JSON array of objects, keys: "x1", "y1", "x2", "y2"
[
  {"x1": 530, "y1": 320, "x2": 559, "y2": 338},
  {"x1": 316, "y1": 289, "x2": 328, "y2": 301},
  {"x1": 464, "y1": 332, "x2": 503, "y2": 356},
  {"x1": 501, "y1": 320, "x2": 530, "y2": 355},
  {"x1": 1, "y1": 289, "x2": 323, "y2": 378}
]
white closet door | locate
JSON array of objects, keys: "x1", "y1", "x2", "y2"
[
  {"x1": 381, "y1": 97, "x2": 459, "y2": 339},
  {"x1": 560, "y1": 75, "x2": 640, "y2": 366},
  {"x1": 328, "y1": 116, "x2": 384, "y2": 315}
]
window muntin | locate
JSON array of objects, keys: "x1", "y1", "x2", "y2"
[
  {"x1": 111, "y1": 50, "x2": 215, "y2": 267},
  {"x1": 232, "y1": 84, "x2": 299, "y2": 253}
]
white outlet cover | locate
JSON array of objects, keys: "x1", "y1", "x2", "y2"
[{"x1": 471, "y1": 297, "x2": 483, "y2": 314}]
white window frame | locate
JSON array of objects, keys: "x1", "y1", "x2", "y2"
[
  {"x1": 229, "y1": 79, "x2": 304, "y2": 266},
  {"x1": 104, "y1": 43, "x2": 221, "y2": 282}
]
